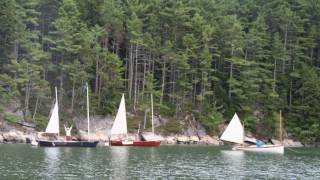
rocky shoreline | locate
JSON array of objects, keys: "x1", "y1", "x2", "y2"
[
  {"x1": 0, "y1": 115, "x2": 310, "y2": 147},
  {"x1": 0, "y1": 129, "x2": 307, "y2": 147}
]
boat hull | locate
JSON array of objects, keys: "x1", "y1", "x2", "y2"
[
  {"x1": 110, "y1": 140, "x2": 161, "y2": 147},
  {"x1": 38, "y1": 140, "x2": 99, "y2": 147},
  {"x1": 234, "y1": 144, "x2": 284, "y2": 154}
]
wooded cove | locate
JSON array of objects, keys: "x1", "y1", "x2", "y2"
[{"x1": 1, "y1": 0, "x2": 320, "y2": 144}]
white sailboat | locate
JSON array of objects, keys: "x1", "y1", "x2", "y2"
[
  {"x1": 38, "y1": 85, "x2": 98, "y2": 147},
  {"x1": 32, "y1": 87, "x2": 59, "y2": 146},
  {"x1": 220, "y1": 112, "x2": 284, "y2": 154},
  {"x1": 110, "y1": 94, "x2": 161, "y2": 146}
]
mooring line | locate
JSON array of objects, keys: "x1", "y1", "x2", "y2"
[{"x1": 286, "y1": 147, "x2": 300, "y2": 153}]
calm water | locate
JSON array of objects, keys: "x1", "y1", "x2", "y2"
[{"x1": 0, "y1": 144, "x2": 319, "y2": 179}]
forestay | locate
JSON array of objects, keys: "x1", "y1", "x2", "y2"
[
  {"x1": 111, "y1": 94, "x2": 128, "y2": 136},
  {"x1": 220, "y1": 113, "x2": 244, "y2": 144}
]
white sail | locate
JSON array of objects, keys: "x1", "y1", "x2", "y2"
[
  {"x1": 110, "y1": 94, "x2": 127, "y2": 136},
  {"x1": 220, "y1": 113, "x2": 244, "y2": 144},
  {"x1": 45, "y1": 88, "x2": 59, "y2": 134}
]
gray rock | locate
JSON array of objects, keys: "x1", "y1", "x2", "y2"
[
  {"x1": 199, "y1": 135, "x2": 220, "y2": 145},
  {"x1": 177, "y1": 135, "x2": 190, "y2": 144},
  {"x1": 271, "y1": 139, "x2": 281, "y2": 145},
  {"x1": 285, "y1": 139, "x2": 303, "y2": 147},
  {"x1": 164, "y1": 136, "x2": 176, "y2": 144},
  {"x1": 2, "y1": 130, "x2": 26, "y2": 143},
  {"x1": 2, "y1": 131, "x2": 18, "y2": 142},
  {"x1": 0, "y1": 134, "x2": 3, "y2": 143},
  {"x1": 74, "y1": 115, "x2": 113, "y2": 136}
]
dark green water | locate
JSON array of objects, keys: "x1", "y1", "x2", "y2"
[{"x1": 0, "y1": 144, "x2": 319, "y2": 179}]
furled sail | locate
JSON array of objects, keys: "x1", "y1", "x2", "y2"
[
  {"x1": 45, "y1": 100, "x2": 59, "y2": 134},
  {"x1": 220, "y1": 113, "x2": 244, "y2": 144},
  {"x1": 111, "y1": 94, "x2": 128, "y2": 135}
]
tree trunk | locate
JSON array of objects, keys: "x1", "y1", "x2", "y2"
[
  {"x1": 142, "y1": 58, "x2": 146, "y2": 99},
  {"x1": 143, "y1": 110, "x2": 148, "y2": 129},
  {"x1": 283, "y1": 24, "x2": 288, "y2": 73},
  {"x1": 71, "y1": 81, "x2": 75, "y2": 113},
  {"x1": 160, "y1": 62, "x2": 166, "y2": 105},
  {"x1": 59, "y1": 63, "x2": 63, "y2": 106},
  {"x1": 273, "y1": 59, "x2": 277, "y2": 93},
  {"x1": 228, "y1": 45, "x2": 234, "y2": 99},
  {"x1": 193, "y1": 74, "x2": 197, "y2": 103},
  {"x1": 310, "y1": 48, "x2": 314, "y2": 64},
  {"x1": 228, "y1": 63, "x2": 233, "y2": 99},
  {"x1": 129, "y1": 44, "x2": 133, "y2": 99},
  {"x1": 133, "y1": 44, "x2": 138, "y2": 110},
  {"x1": 95, "y1": 53, "x2": 99, "y2": 95},
  {"x1": 244, "y1": 49, "x2": 248, "y2": 62},
  {"x1": 32, "y1": 96, "x2": 39, "y2": 122},
  {"x1": 24, "y1": 80, "x2": 30, "y2": 118},
  {"x1": 98, "y1": 77, "x2": 102, "y2": 109},
  {"x1": 171, "y1": 63, "x2": 176, "y2": 103}
]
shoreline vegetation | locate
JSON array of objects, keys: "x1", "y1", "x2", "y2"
[{"x1": 1, "y1": 0, "x2": 320, "y2": 144}]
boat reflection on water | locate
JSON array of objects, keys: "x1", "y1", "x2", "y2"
[
  {"x1": 221, "y1": 150, "x2": 245, "y2": 162},
  {"x1": 110, "y1": 147, "x2": 129, "y2": 179},
  {"x1": 42, "y1": 148, "x2": 61, "y2": 179},
  {"x1": 221, "y1": 150, "x2": 245, "y2": 176}
]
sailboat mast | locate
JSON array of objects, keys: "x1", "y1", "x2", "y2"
[
  {"x1": 86, "y1": 83, "x2": 90, "y2": 136},
  {"x1": 55, "y1": 87, "x2": 58, "y2": 104},
  {"x1": 151, "y1": 94, "x2": 154, "y2": 134},
  {"x1": 242, "y1": 120, "x2": 245, "y2": 144},
  {"x1": 55, "y1": 86, "x2": 59, "y2": 136},
  {"x1": 279, "y1": 110, "x2": 283, "y2": 145}
]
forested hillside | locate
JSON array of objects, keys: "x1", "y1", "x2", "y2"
[{"x1": 1, "y1": 0, "x2": 320, "y2": 142}]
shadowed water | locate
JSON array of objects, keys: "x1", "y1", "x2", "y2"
[{"x1": 0, "y1": 144, "x2": 319, "y2": 179}]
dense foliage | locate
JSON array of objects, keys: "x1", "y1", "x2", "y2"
[{"x1": 1, "y1": 0, "x2": 320, "y2": 142}]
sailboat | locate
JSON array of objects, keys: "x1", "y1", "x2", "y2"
[
  {"x1": 38, "y1": 85, "x2": 98, "y2": 147},
  {"x1": 109, "y1": 94, "x2": 162, "y2": 146},
  {"x1": 220, "y1": 112, "x2": 284, "y2": 154}
]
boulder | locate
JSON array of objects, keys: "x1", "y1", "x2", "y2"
[
  {"x1": 177, "y1": 135, "x2": 190, "y2": 144},
  {"x1": 2, "y1": 130, "x2": 26, "y2": 143},
  {"x1": 164, "y1": 136, "x2": 176, "y2": 144},
  {"x1": 24, "y1": 134, "x2": 35, "y2": 144},
  {"x1": 272, "y1": 138, "x2": 303, "y2": 147},
  {"x1": 189, "y1": 136, "x2": 200, "y2": 144},
  {"x1": 199, "y1": 135, "x2": 220, "y2": 145},
  {"x1": 271, "y1": 139, "x2": 281, "y2": 145},
  {"x1": 285, "y1": 139, "x2": 303, "y2": 147},
  {"x1": 79, "y1": 133, "x2": 109, "y2": 142}
]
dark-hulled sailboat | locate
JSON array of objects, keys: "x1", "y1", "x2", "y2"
[{"x1": 38, "y1": 85, "x2": 98, "y2": 147}]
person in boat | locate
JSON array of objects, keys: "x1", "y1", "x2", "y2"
[
  {"x1": 256, "y1": 140, "x2": 265, "y2": 147},
  {"x1": 268, "y1": 138, "x2": 274, "y2": 144},
  {"x1": 64, "y1": 124, "x2": 73, "y2": 141}
]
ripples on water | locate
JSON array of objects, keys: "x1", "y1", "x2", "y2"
[{"x1": 0, "y1": 144, "x2": 319, "y2": 179}]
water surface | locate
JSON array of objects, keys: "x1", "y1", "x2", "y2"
[{"x1": 0, "y1": 144, "x2": 319, "y2": 179}]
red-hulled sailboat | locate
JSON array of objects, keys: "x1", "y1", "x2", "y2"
[{"x1": 110, "y1": 94, "x2": 162, "y2": 147}]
